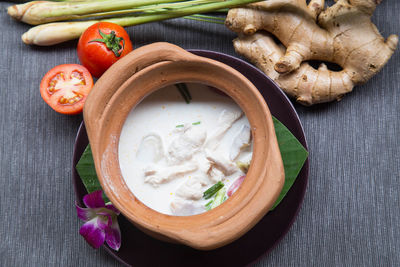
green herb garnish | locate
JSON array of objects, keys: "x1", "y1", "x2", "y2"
[
  {"x1": 175, "y1": 83, "x2": 191, "y2": 104},
  {"x1": 203, "y1": 181, "x2": 224, "y2": 199},
  {"x1": 204, "y1": 186, "x2": 227, "y2": 211},
  {"x1": 205, "y1": 200, "x2": 213, "y2": 211},
  {"x1": 176, "y1": 121, "x2": 200, "y2": 128},
  {"x1": 210, "y1": 187, "x2": 226, "y2": 209}
]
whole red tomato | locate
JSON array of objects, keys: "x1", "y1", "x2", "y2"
[{"x1": 77, "y1": 22, "x2": 133, "y2": 77}]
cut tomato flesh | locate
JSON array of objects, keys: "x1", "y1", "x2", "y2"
[
  {"x1": 47, "y1": 71, "x2": 85, "y2": 105},
  {"x1": 40, "y1": 64, "x2": 93, "y2": 115}
]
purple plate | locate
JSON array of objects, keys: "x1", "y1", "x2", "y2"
[{"x1": 72, "y1": 50, "x2": 309, "y2": 267}]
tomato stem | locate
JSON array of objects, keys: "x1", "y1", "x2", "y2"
[{"x1": 89, "y1": 29, "x2": 125, "y2": 57}]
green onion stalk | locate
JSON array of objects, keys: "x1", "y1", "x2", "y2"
[
  {"x1": 210, "y1": 187, "x2": 226, "y2": 209},
  {"x1": 203, "y1": 181, "x2": 224, "y2": 199},
  {"x1": 7, "y1": 0, "x2": 262, "y2": 46}
]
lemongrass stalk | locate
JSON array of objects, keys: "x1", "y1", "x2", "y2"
[
  {"x1": 184, "y1": 14, "x2": 225, "y2": 24},
  {"x1": 8, "y1": 0, "x2": 187, "y2": 25},
  {"x1": 22, "y1": 0, "x2": 262, "y2": 46},
  {"x1": 22, "y1": 21, "x2": 99, "y2": 46},
  {"x1": 18, "y1": 0, "x2": 67, "y2": 1},
  {"x1": 188, "y1": 14, "x2": 225, "y2": 21},
  {"x1": 184, "y1": 16, "x2": 225, "y2": 24},
  {"x1": 102, "y1": 0, "x2": 260, "y2": 27},
  {"x1": 39, "y1": 0, "x2": 215, "y2": 21}
]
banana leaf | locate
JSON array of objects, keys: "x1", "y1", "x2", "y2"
[
  {"x1": 270, "y1": 117, "x2": 308, "y2": 210},
  {"x1": 76, "y1": 145, "x2": 110, "y2": 203}
]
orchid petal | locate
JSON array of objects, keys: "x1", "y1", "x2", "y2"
[
  {"x1": 83, "y1": 190, "x2": 105, "y2": 209},
  {"x1": 79, "y1": 217, "x2": 106, "y2": 249},
  {"x1": 96, "y1": 214, "x2": 111, "y2": 231},
  {"x1": 105, "y1": 216, "x2": 121, "y2": 251},
  {"x1": 78, "y1": 190, "x2": 122, "y2": 251},
  {"x1": 75, "y1": 204, "x2": 96, "y2": 221},
  {"x1": 96, "y1": 211, "x2": 113, "y2": 230},
  {"x1": 105, "y1": 203, "x2": 120, "y2": 215},
  {"x1": 97, "y1": 210, "x2": 111, "y2": 217}
]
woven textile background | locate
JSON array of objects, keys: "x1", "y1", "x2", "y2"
[{"x1": 0, "y1": 1, "x2": 399, "y2": 266}]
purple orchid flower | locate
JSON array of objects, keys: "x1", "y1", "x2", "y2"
[{"x1": 76, "y1": 190, "x2": 121, "y2": 251}]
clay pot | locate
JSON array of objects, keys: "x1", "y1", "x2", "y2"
[{"x1": 83, "y1": 42, "x2": 284, "y2": 250}]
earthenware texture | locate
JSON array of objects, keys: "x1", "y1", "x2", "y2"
[{"x1": 83, "y1": 43, "x2": 285, "y2": 250}]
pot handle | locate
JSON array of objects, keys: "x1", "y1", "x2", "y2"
[{"x1": 83, "y1": 42, "x2": 201, "y2": 140}]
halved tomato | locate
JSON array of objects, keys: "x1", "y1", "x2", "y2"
[{"x1": 40, "y1": 64, "x2": 93, "y2": 115}]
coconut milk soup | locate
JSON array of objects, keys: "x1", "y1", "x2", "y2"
[{"x1": 118, "y1": 84, "x2": 252, "y2": 216}]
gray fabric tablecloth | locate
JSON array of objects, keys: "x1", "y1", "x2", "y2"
[{"x1": 1, "y1": 1, "x2": 399, "y2": 266}]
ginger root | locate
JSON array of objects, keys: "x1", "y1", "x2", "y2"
[{"x1": 225, "y1": 0, "x2": 398, "y2": 106}]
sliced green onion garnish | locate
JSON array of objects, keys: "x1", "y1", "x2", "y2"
[
  {"x1": 203, "y1": 181, "x2": 224, "y2": 199},
  {"x1": 192, "y1": 121, "x2": 201, "y2": 125},
  {"x1": 176, "y1": 124, "x2": 184, "y2": 128},
  {"x1": 210, "y1": 187, "x2": 226, "y2": 209},
  {"x1": 205, "y1": 200, "x2": 213, "y2": 211}
]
